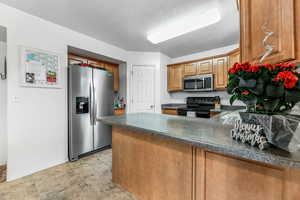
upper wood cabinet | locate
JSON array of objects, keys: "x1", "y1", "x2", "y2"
[
  {"x1": 213, "y1": 56, "x2": 228, "y2": 90},
  {"x1": 183, "y1": 63, "x2": 197, "y2": 76},
  {"x1": 197, "y1": 59, "x2": 213, "y2": 74},
  {"x1": 167, "y1": 64, "x2": 184, "y2": 92},
  {"x1": 112, "y1": 66, "x2": 120, "y2": 92},
  {"x1": 101, "y1": 63, "x2": 119, "y2": 92},
  {"x1": 68, "y1": 54, "x2": 88, "y2": 65},
  {"x1": 68, "y1": 54, "x2": 120, "y2": 92},
  {"x1": 228, "y1": 49, "x2": 240, "y2": 70},
  {"x1": 240, "y1": 0, "x2": 296, "y2": 64}
]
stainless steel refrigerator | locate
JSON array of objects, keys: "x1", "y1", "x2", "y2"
[{"x1": 68, "y1": 64, "x2": 113, "y2": 161}]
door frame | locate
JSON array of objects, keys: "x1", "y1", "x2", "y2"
[{"x1": 130, "y1": 65, "x2": 156, "y2": 113}]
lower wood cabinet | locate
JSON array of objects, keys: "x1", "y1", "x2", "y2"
[
  {"x1": 168, "y1": 64, "x2": 184, "y2": 92},
  {"x1": 113, "y1": 127, "x2": 193, "y2": 200},
  {"x1": 112, "y1": 126, "x2": 300, "y2": 200},
  {"x1": 202, "y1": 152, "x2": 283, "y2": 200},
  {"x1": 162, "y1": 109, "x2": 178, "y2": 115},
  {"x1": 195, "y1": 149, "x2": 300, "y2": 200}
]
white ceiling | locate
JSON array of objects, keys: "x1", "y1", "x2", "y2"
[{"x1": 0, "y1": 0, "x2": 239, "y2": 58}]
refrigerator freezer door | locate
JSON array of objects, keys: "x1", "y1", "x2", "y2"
[
  {"x1": 93, "y1": 68, "x2": 114, "y2": 150},
  {"x1": 68, "y1": 65, "x2": 94, "y2": 161}
]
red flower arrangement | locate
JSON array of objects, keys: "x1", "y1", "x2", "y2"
[
  {"x1": 228, "y1": 62, "x2": 300, "y2": 114},
  {"x1": 273, "y1": 71, "x2": 298, "y2": 89}
]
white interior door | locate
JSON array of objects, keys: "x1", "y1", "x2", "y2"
[{"x1": 131, "y1": 65, "x2": 155, "y2": 113}]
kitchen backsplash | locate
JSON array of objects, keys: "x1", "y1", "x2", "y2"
[{"x1": 166, "y1": 91, "x2": 244, "y2": 106}]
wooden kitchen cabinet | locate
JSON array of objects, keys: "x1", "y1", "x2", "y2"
[
  {"x1": 240, "y1": 0, "x2": 297, "y2": 64},
  {"x1": 112, "y1": 65, "x2": 120, "y2": 92},
  {"x1": 228, "y1": 49, "x2": 240, "y2": 69},
  {"x1": 183, "y1": 63, "x2": 197, "y2": 76},
  {"x1": 167, "y1": 64, "x2": 184, "y2": 92},
  {"x1": 102, "y1": 63, "x2": 119, "y2": 92},
  {"x1": 196, "y1": 150, "x2": 284, "y2": 200},
  {"x1": 68, "y1": 53, "x2": 120, "y2": 92},
  {"x1": 68, "y1": 54, "x2": 88, "y2": 65},
  {"x1": 213, "y1": 56, "x2": 228, "y2": 90},
  {"x1": 197, "y1": 59, "x2": 213, "y2": 74},
  {"x1": 162, "y1": 109, "x2": 178, "y2": 115}
]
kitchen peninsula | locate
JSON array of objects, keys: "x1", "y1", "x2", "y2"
[{"x1": 100, "y1": 113, "x2": 300, "y2": 200}]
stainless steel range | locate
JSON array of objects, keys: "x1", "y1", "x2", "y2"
[{"x1": 177, "y1": 96, "x2": 220, "y2": 118}]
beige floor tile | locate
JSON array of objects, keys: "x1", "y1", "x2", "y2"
[{"x1": 0, "y1": 149, "x2": 137, "y2": 200}]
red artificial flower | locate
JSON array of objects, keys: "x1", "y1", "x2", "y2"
[
  {"x1": 81, "y1": 63, "x2": 89, "y2": 67},
  {"x1": 264, "y1": 64, "x2": 275, "y2": 71},
  {"x1": 241, "y1": 62, "x2": 251, "y2": 71},
  {"x1": 275, "y1": 63, "x2": 296, "y2": 71},
  {"x1": 248, "y1": 65, "x2": 260, "y2": 73},
  {"x1": 241, "y1": 90, "x2": 250, "y2": 95},
  {"x1": 273, "y1": 71, "x2": 298, "y2": 88},
  {"x1": 228, "y1": 63, "x2": 240, "y2": 74}
]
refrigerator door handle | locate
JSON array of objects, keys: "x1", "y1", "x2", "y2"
[
  {"x1": 93, "y1": 82, "x2": 97, "y2": 125},
  {"x1": 89, "y1": 82, "x2": 94, "y2": 125}
]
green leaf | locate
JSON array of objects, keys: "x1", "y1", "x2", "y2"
[
  {"x1": 230, "y1": 94, "x2": 238, "y2": 105},
  {"x1": 239, "y1": 78, "x2": 257, "y2": 88},
  {"x1": 263, "y1": 99, "x2": 280, "y2": 113},
  {"x1": 286, "y1": 90, "x2": 300, "y2": 103},
  {"x1": 265, "y1": 84, "x2": 284, "y2": 98}
]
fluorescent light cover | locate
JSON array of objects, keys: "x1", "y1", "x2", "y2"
[{"x1": 147, "y1": 7, "x2": 221, "y2": 44}]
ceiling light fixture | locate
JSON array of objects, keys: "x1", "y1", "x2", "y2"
[{"x1": 147, "y1": 7, "x2": 221, "y2": 44}]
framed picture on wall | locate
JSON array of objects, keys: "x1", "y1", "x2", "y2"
[{"x1": 19, "y1": 46, "x2": 62, "y2": 88}]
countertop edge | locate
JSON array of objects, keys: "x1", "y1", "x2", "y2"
[{"x1": 100, "y1": 118, "x2": 300, "y2": 170}]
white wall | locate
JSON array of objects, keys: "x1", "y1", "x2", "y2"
[
  {"x1": 0, "y1": 41, "x2": 7, "y2": 165},
  {"x1": 0, "y1": 3, "x2": 128, "y2": 181},
  {"x1": 162, "y1": 44, "x2": 242, "y2": 105},
  {"x1": 160, "y1": 53, "x2": 172, "y2": 104},
  {"x1": 118, "y1": 63, "x2": 127, "y2": 104}
]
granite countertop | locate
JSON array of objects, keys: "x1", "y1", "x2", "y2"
[
  {"x1": 161, "y1": 104, "x2": 186, "y2": 110},
  {"x1": 99, "y1": 112, "x2": 300, "y2": 170},
  {"x1": 210, "y1": 105, "x2": 245, "y2": 112}
]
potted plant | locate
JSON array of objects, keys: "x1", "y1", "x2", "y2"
[
  {"x1": 227, "y1": 62, "x2": 300, "y2": 152},
  {"x1": 227, "y1": 62, "x2": 300, "y2": 114}
]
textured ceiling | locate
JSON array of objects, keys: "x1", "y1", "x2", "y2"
[{"x1": 0, "y1": 0, "x2": 239, "y2": 58}]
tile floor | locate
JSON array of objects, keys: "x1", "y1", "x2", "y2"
[{"x1": 0, "y1": 149, "x2": 137, "y2": 200}]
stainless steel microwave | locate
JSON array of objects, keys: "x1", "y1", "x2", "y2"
[{"x1": 183, "y1": 74, "x2": 214, "y2": 92}]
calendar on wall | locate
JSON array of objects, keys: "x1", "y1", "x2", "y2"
[{"x1": 20, "y1": 46, "x2": 61, "y2": 88}]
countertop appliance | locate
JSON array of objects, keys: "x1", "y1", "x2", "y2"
[
  {"x1": 177, "y1": 96, "x2": 220, "y2": 118},
  {"x1": 68, "y1": 64, "x2": 114, "y2": 161},
  {"x1": 183, "y1": 74, "x2": 213, "y2": 92}
]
